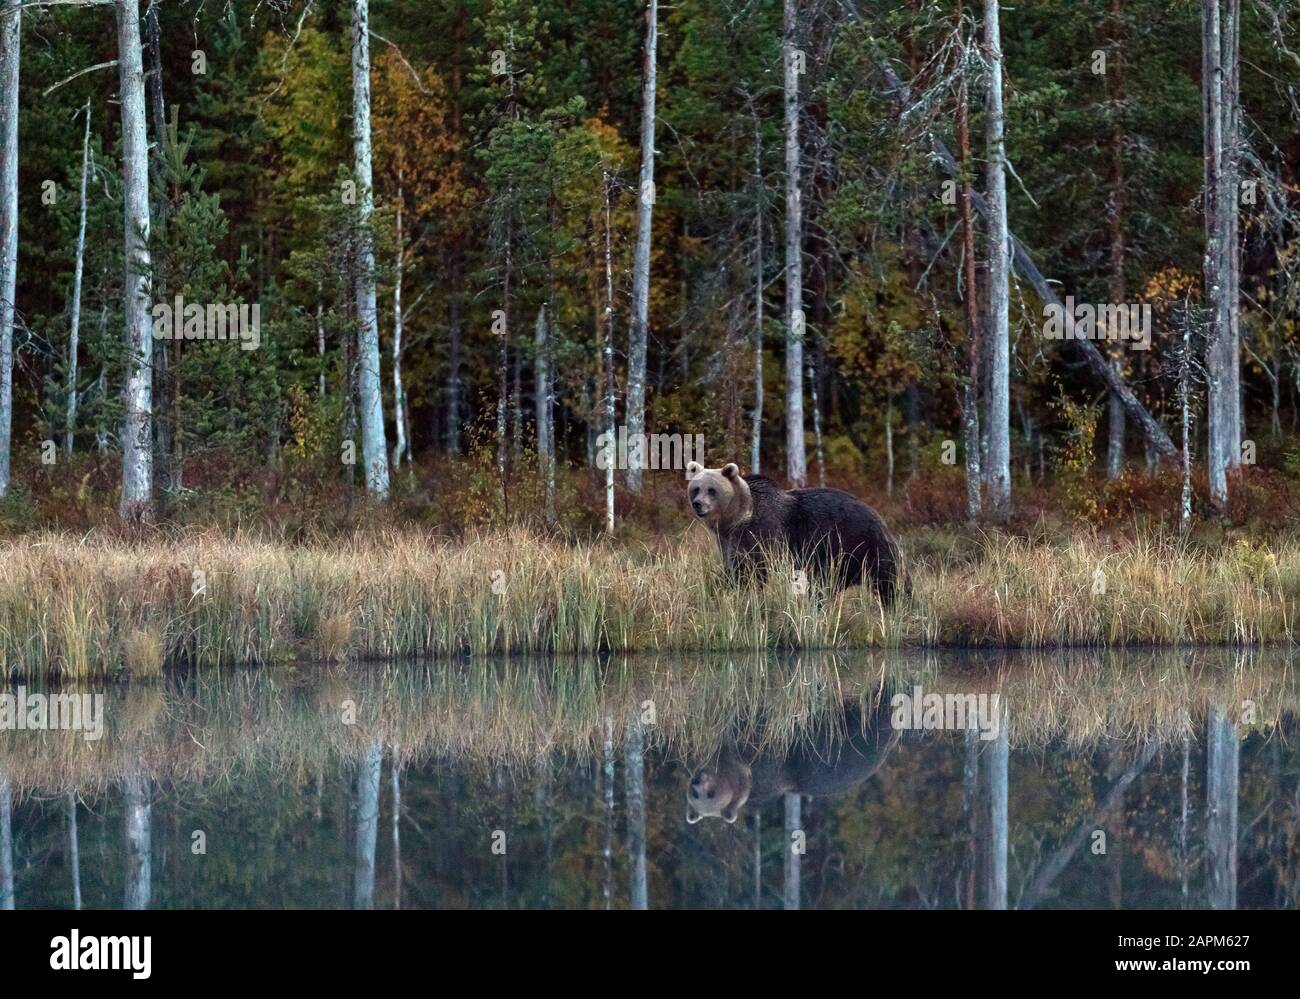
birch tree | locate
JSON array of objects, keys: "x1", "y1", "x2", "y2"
[
  {"x1": 983, "y1": 0, "x2": 1011, "y2": 519},
  {"x1": 1204, "y1": 0, "x2": 1242, "y2": 508},
  {"x1": 0, "y1": 0, "x2": 19, "y2": 498},
  {"x1": 117, "y1": 0, "x2": 154, "y2": 522},
  {"x1": 391, "y1": 173, "x2": 406, "y2": 467},
  {"x1": 783, "y1": 0, "x2": 806, "y2": 486},
  {"x1": 626, "y1": 0, "x2": 657, "y2": 493},
  {"x1": 1106, "y1": 0, "x2": 1127, "y2": 480},
  {"x1": 956, "y1": 1, "x2": 980, "y2": 519},
  {"x1": 351, "y1": 0, "x2": 390, "y2": 499},
  {"x1": 603, "y1": 172, "x2": 617, "y2": 531},
  {"x1": 66, "y1": 103, "x2": 91, "y2": 454}
]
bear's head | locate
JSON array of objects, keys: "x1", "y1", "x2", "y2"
[
  {"x1": 685, "y1": 760, "x2": 753, "y2": 824},
  {"x1": 685, "y1": 461, "x2": 752, "y2": 530}
]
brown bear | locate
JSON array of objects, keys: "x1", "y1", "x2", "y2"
[
  {"x1": 686, "y1": 697, "x2": 899, "y2": 824},
  {"x1": 685, "y1": 461, "x2": 902, "y2": 604}
]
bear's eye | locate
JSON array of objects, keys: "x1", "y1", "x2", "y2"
[
  {"x1": 707, "y1": 488, "x2": 716, "y2": 497},
  {"x1": 707, "y1": 790, "x2": 715, "y2": 799},
  {"x1": 690, "y1": 488, "x2": 698, "y2": 498}
]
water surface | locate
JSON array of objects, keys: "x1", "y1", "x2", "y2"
[{"x1": 2, "y1": 649, "x2": 1296, "y2": 909}]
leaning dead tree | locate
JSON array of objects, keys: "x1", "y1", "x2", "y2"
[{"x1": 870, "y1": 39, "x2": 1180, "y2": 466}]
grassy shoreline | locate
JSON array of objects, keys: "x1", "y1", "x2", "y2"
[{"x1": 1, "y1": 527, "x2": 1297, "y2": 678}]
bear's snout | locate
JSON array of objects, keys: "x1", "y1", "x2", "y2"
[{"x1": 692, "y1": 500, "x2": 705, "y2": 515}]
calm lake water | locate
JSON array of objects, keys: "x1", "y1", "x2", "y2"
[{"x1": 1, "y1": 649, "x2": 1296, "y2": 909}]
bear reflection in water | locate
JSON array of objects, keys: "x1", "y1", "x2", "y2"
[{"x1": 686, "y1": 696, "x2": 898, "y2": 824}]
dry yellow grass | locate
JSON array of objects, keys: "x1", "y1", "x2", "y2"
[{"x1": 0, "y1": 528, "x2": 1297, "y2": 677}]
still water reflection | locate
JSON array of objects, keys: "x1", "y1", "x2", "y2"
[{"x1": 1, "y1": 649, "x2": 1297, "y2": 909}]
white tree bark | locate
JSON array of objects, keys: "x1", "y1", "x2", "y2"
[
  {"x1": 984, "y1": 0, "x2": 1011, "y2": 519},
  {"x1": 534, "y1": 304, "x2": 555, "y2": 526},
  {"x1": 603, "y1": 173, "x2": 616, "y2": 531},
  {"x1": 1203, "y1": 0, "x2": 1227, "y2": 505},
  {"x1": 351, "y1": 0, "x2": 390, "y2": 499},
  {"x1": 117, "y1": 0, "x2": 153, "y2": 522},
  {"x1": 391, "y1": 178, "x2": 405, "y2": 467},
  {"x1": 626, "y1": 0, "x2": 657, "y2": 493},
  {"x1": 783, "y1": 0, "x2": 806, "y2": 486},
  {"x1": 751, "y1": 115, "x2": 764, "y2": 476},
  {"x1": 66, "y1": 103, "x2": 91, "y2": 455},
  {"x1": 0, "y1": 0, "x2": 20, "y2": 497}
]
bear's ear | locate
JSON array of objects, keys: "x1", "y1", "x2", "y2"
[
  {"x1": 686, "y1": 804, "x2": 703, "y2": 825},
  {"x1": 722, "y1": 462, "x2": 740, "y2": 480},
  {"x1": 721, "y1": 803, "x2": 740, "y2": 824},
  {"x1": 686, "y1": 461, "x2": 702, "y2": 479}
]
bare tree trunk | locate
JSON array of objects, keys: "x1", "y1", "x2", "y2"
[
  {"x1": 391, "y1": 178, "x2": 406, "y2": 468},
  {"x1": 602, "y1": 173, "x2": 617, "y2": 531},
  {"x1": 498, "y1": 214, "x2": 512, "y2": 508},
  {"x1": 885, "y1": 396, "x2": 894, "y2": 496},
  {"x1": 1203, "y1": 0, "x2": 1226, "y2": 505},
  {"x1": 66, "y1": 103, "x2": 91, "y2": 455},
  {"x1": 811, "y1": 355, "x2": 825, "y2": 486},
  {"x1": 624, "y1": 711, "x2": 648, "y2": 910},
  {"x1": 117, "y1": 0, "x2": 154, "y2": 522},
  {"x1": 353, "y1": 739, "x2": 382, "y2": 909},
  {"x1": 984, "y1": 0, "x2": 1011, "y2": 520},
  {"x1": 351, "y1": 0, "x2": 390, "y2": 500},
  {"x1": 1106, "y1": 0, "x2": 1127, "y2": 480},
  {"x1": 626, "y1": 0, "x2": 657, "y2": 493},
  {"x1": 783, "y1": 793, "x2": 800, "y2": 910},
  {"x1": 1222, "y1": 0, "x2": 1241, "y2": 471},
  {"x1": 957, "y1": 2, "x2": 981, "y2": 519},
  {"x1": 534, "y1": 304, "x2": 555, "y2": 525},
  {"x1": 751, "y1": 113, "x2": 764, "y2": 475},
  {"x1": 1204, "y1": 0, "x2": 1240, "y2": 508},
  {"x1": 123, "y1": 774, "x2": 151, "y2": 909},
  {"x1": 0, "y1": 0, "x2": 16, "y2": 497},
  {"x1": 316, "y1": 285, "x2": 325, "y2": 397},
  {"x1": 783, "y1": 0, "x2": 806, "y2": 486},
  {"x1": 445, "y1": 252, "x2": 463, "y2": 452},
  {"x1": 67, "y1": 789, "x2": 81, "y2": 910}
]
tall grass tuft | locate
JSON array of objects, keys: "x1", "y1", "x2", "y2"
[{"x1": 1, "y1": 527, "x2": 1299, "y2": 678}]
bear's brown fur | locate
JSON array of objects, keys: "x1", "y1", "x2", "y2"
[
  {"x1": 685, "y1": 461, "x2": 902, "y2": 604},
  {"x1": 686, "y1": 698, "x2": 899, "y2": 823}
]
